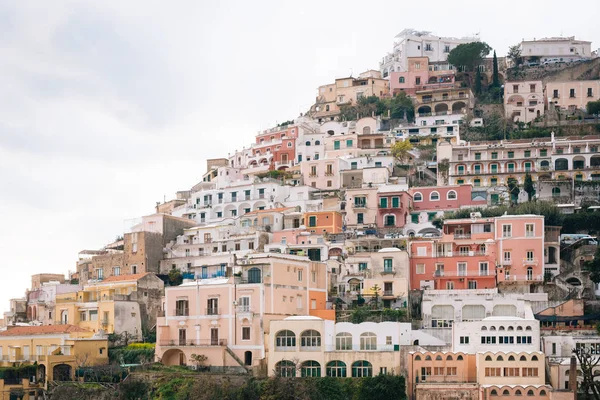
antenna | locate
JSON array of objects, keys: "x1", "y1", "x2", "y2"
[{"x1": 349, "y1": 68, "x2": 353, "y2": 77}]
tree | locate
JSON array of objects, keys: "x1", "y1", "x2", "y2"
[
  {"x1": 168, "y1": 269, "x2": 183, "y2": 286},
  {"x1": 391, "y1": 140, "x2": 413, "y2": 165},
  {"x1": 587, "y1": 100, "x2": 600, "y2": 115},
  {"x1": 190, "y1": 354, "x2": 208, "y2": 371},
  {"x1": 584, "y1": 248, "x2": 600, "y2": 283},
  {"x1": 507, "y1": 44, "x2": 522, "y2": 66},
  {"x1": 386, "y1": 92, "x2": 415, "y2": 122},
  {"x1": 438, "y1": 158, "x2": 450, "y2": 185},
  {"x1": 447, "y1": 42, "x2": 492, "y2": 72},
  {"x1": 492, "y1": 50, "x2": 500, "y2": 88},
  {"x1": 524, "y1": 173, "x2": 535, "y2": 201},
  {"x1": 474, "y1": 68, "x2": 482, "y2": 95},
  {"x1": 370, "y1": 284, "x2": 381, "y2": 309},
  {"x1": 573, "y1": 346, "x2": 600, "y2": 399}
]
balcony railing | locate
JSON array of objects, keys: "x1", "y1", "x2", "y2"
[
  {"x1": 352, "y1": 203, "x2": 367, "y2": 208},
  {"x1": 453, "y1": 233, "x2": 472, "y2": 240},
  {"x1": 505, "y1": 275, "x2": 543, "y2": 281},
  {"x1": 174, "y1": 309, "x2": 189, "y2": 317},
  {"x1": 433, "y1": 270, "x2": 494, "y2": 278},
  {"x1": 206, "y1": 308, "x2": 220, "y2": 316},
  {"x1": 383, "y1": 290, "x2": 395, "y2": 297},
  {"x1": 160, "y1": 339, "x2": 228, "y2": 347},
  {"x1": 523, "y1": 258, "x2": 539, "y2": 266},
  {"x1": 382, "y1": 268, "x2": 395, "y2": 275},
  {"x1": 501, "y1": 260, "x2": 512, "y2": 266}
]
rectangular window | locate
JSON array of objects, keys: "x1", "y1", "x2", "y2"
[
  {"x1": 416, "y1": 264, "x2": 425, "y2": 274},
  {"x1": 80, "y1": 311, "x2": 87, "y2": 321},
  {"x1": 383, "y1": 259, "x2": 393, "y2": 273},
  {"x1": 524, "y1": 150, "x2": 531, "y2": 157},
  {"x1": 570, "y1": 88, "x2": 575, "y2": 98},
  {"x1": 346, "y1": 139, "x2": 353, "y2": 147},
  {"x1": 530, "y1": 84, "x2": 536, "y2": 92},
  {"x1": 526, "y1": 250, "x2": 534, "y2": 261},
  {"x1": 113, "y1": 266, "x2": 120, "y2": 276},
  {"x1": 359, "y1": 262, "x2": 368, "y2": 271},
  {"x1": 485, "y1": 368, "x2": 502, "y2": 377},
  {"x1": 508, "y1": 151, "x2": 514, "y2": 159},
  {"x1": 503, "y1": 225, "x2": 512, "y2": 238},
  {"x1": 391, "y1": 197, "x2": 400, "y2": 208},
  {"x1": 468, "y1": 280, "x2": 477, "y2": 289},
  {"x1": 491, "y1": 152, "x2": 498, "y2": 159},
  {"x1": 525, "y1": 223, "x2": 534, "y2": 237},
  {"x1": 588, "y1": 88, "x2": 593, "y2": 97},
  {"x1": 522, "y1": 368, "x2": 538, "y2": 377},
  {"x1": 459, "y1": 336, "x2": 469, "y2": 344},
  {"x1": 357, "y1": 213, "x2": 364, "y2": 224},
  {"x1": 334, "y1": 141, "x2": 340, "y2": 150},
  {"x1": 380, "y1": 198, "x2": 388, "y2": 208},
  {"x1": 553, "y1": 89, "x2": 559, "y2": 98},
  {"x1": 475, "y1": 152, "x2": 481, "y2": 160},
  {"x1": 242, "y1": 327, "x2": 251, "y2": 341},
  {"x1": 479, "y1": 262, "x2": 489, "y2": 276},
  {"x1": 308, "y1": 216, "x2": 317, "y2": 227},
  {"x1": 411, "y1": 214, "x2": 419, "y2": 223},
  {"x1": 298, "y1": 270, "x2": 303, "y2": 281}
]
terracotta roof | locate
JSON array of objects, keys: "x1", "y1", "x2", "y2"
[
  {"x1": 0, "y1": 325, "x2": 90, "y2": 336},
  {"x1": 100, "y1": 272, "x2": 151, "y2": 283}
]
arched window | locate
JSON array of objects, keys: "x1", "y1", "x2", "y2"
[
  {"x1": 287, "y1": 142, "x2": 292, "y2": 147},
  {"x1": 508, "y1": 355, "x2": 515, "y2": 361},
  {"x1": 497, "y1": 355, "x2": 504, "y2": 361},
  {"x1": 520, "y1": 355, "x2": 527, "y2": 361},
  {"x1": 481, "y1": 326, "x2": 488, "y2": 331},
  {"x1": 351, "y1": 360, "x2": 372, "y2": 377},
  {"x1": 515, "y1": 389, "x2": 522, "y2": 396},
  {"x1": 552, "y1": 187, "x2": 561, "y2": 197},
  {"x1": 508, "y1": 326, "x2": 514, "y2": 331},
  {"x1": 247, "y1": 267, "x2": 262, "y2": 283},
  {"x1": 517, "y1": 326, "x2": 523, "y2": 331},
  {"x1": 413, "y1": 193, "x2": 423, "y2": 202},
  {"x1": 430, "y1": 191, "x2": 440, "y2": 201},
  {"x1": 447, "y1": 190, "x2": 457, "y2": 200},
  {"x1": 490, "y1": 326, "x2": 496, "y2": 331},
  {"x1": 435, "y1": 355, "x2": 442, "y2": 361},
  {"x1": 275, "y1": 360, "x2": 296, "y2": 377},
  {"x1": 502, "y1": 389, "x2": 510, "y2": 396},
  {"x1": 275, "y1": 330, "x2": 296, "y2": 348},
  {"x1": 315, "y1": 140, "x2": 321, "y2": 145},
  {"x1": 414, "y1": 355, "x2": 422, "y2": 361},
  {"x1": 531, "y1": 355, "x2": 538, "y2": 361},
  {"x1": 539, "y1": 390, "x2": 547, "y2": 396},
  {"x1": 446, "y1": 355, "x2": 453, "y2": 361},
  {"x1": 360, "y1": 332, "x2": 377, "y2": 350},
  {"x1": 425, "y1": 355, "x2": 432, "y2": 361},
  {"x1": 326, "y1": 360, "x2": 346, "y2": 377},
  {"x1": 305, "y1": 141, "x2": 311, "y2": 146},
  {"x1": 335, "y1": 332, "x2": 352, "y2": 350},
  {"x1": 301, "y1": 330, "x2": 321, "y2": 349},
  {"x1": 327, "y1": 130, "x2": 335, "y2": 135},
  {"x1": 485, "y1": 355, "x2": 492, "y2": 361},
  {"x1": 526, "y1": 390, "x2": 534, "y2": 396},
  {"x1": 301, "y1": 360, "x2": 321, "y2": 377},
  {"x1": 457, "y1": 355, "x2": 464, "y2": 361},
  {"x1": 525, "y1": 326, "x2": 532, "y2": 331},
  {"x1": 490, "y1": 389, "x2": 498, "y2": 396},
  {"x1": 499, "y1": 326, "x2": 505, "y2": 331}
]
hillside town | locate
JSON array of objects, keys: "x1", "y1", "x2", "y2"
[{"x1": 3, "y1": 30, "x2": 600, "y2": 399}]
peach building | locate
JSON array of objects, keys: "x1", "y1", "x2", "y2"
[
  {"x1": 155, "y1": 253, "x2": 329, "y2": 372},
  {"x1": 504, "y1": 81, "x2": 545, "y2": 123},
  {"x1": 409, "y1": 215, "x2": 545, "y2": 290},
  {"x1": 390, "y1": 57, "x2": 456, "y2": 97},
  {"x1": 408, "y1": 351, "x2": 476, "y2": 398},
  {"x1": 546, "y1": 80, "x2": 600, "y2": 111},
  {"x1": 304, "y1": 211, "x2": 343, "y2": 234}
]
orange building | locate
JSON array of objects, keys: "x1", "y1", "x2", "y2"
[{"x1": 304, "y1": 211, "x2": 343, "y2": 234}]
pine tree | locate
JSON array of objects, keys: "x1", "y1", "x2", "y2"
[
  {"x1": 475, "y1": 68, "x2": 482, "y2": 95},
  {"x1": 492, "y1": 50, "x2": 500, "y2": 88}
]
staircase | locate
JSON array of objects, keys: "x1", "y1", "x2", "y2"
[{"x1": 225, "y1": 346, "x2": 250, "y2": 373}]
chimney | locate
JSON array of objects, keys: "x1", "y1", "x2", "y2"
[{"x1": 569, "y1": 355, "x2": 577, "y2": 393}]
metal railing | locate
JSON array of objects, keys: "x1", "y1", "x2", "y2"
[
  {"x1": 160, "y1": 339, "x2": 228, "y2": 347},
  {"x1": 453, "y1": 233, "x2": 472, "y2": 240}
]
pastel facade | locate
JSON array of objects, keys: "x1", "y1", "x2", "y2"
[
  {"x1": 408, "y1": 351, "x2": 476, "y2": 397},
  {"x1": 504, "y1": 81, "x2": 544, "y2": 123},
  {"x1": 301, "y1": 157, "x2": 347, "y2": 190},
  {"x1": 376, "y1": 187, "x2": 412, "y2": 230},
  {"x1": 520, "y1": 37, "x2": 592, "y2": 62},
  {"x1": 414, "y1": 88, "x2": 474, "y2": 118},
  {"x1": 546, "y1": 80, "x2": 600, "y2": 111},
  {"x1": 0, "y1": 325, "x2": 108, "y2": 384},
  {"x1": 345, "y1": 186, "x2": 379, "y2": 227},
  {"x1": 55, "y1": 273, "x2": 164, "y2": 339},
  {"x1": 313, "y1": 71, "x2": 390, "y2": 122},
  {"x1": 155, "y1": 254, "x2": 329, "y2": 370},
  {"x1": 390, "y1": 57, "x2": 455, "y2": 96},
  {"x1": 380, "y1": 29, "x2": 477, "y2": 76},
  {"x1": 304, "y1": 211, "x2": 343, "y2": 234},
  {"x1": 27, "y1": 281, "x2": 81, "y2": 326},
  {"x1": 267, "y1": 318, "x2": 411, "y2": 377}
]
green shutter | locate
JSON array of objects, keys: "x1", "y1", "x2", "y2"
[
  {"x1": 309, "y1": 216, "x2": 317, "y2": 227},
  {"x1": 392, "y1": 197, "x2": 399, "y2": 208},
  {"x1": 411, "y1": 214, "x2": 419, "y2": 223},
  {"x1": 346, "y1": 139, "x2": 353, "y2": 147},
  {"x1": 380, "y1": 198, "x2": 388, "y2": 208},
  {"x1": 334, "y1": 141, "x2": 340, "y2": 150}
]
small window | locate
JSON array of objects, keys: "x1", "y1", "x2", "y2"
[
  {"x1": 413, "y1": 193, "x2": 423, "y2": 202},
  {"x1": 485, "y1": 355, "x2": 492, "y2": 361},
  {"x1": 447, "y1": 190, "x2": 457, "y2": 200},
  {"x1": 414, "y1": 355, "x2": 421, "y2": 361},
  {"x1": 457, "y1": 355, "x2": 463, "y2": 360},
  {"x1": 430, "y1": 191, "x2": 440, "y2": 201}
]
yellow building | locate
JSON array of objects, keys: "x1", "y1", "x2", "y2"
[
  {"x1": 55, "y1": 273, "x2": 164, "y2": 340},
  {"x1": 0, "y1": 325, "x2": 108, "y2": 390}
]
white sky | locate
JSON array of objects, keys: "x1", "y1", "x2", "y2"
[{"x1": 0, "y1": 0, "x2": 598, "y2": 314}]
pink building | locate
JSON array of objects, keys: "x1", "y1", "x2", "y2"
[
  {"x1": 390, "y1": 57, "x2": 455, "y2": 97},
  {"x1": 409, "y1": 185, "x2": 487, "y2": 212},
  {"x1": 376, "y1": 187, "x2": 412, "y2": 230},
  {"x1": 155, "y1": 253, "x2": 329, "y2": 371},
  {"x1": 410, "y1": 215, "x2": 545, "y2": 290}
]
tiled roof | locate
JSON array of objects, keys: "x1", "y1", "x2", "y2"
[
  {"x1": 100, "y1": 273, "x2": 151, "y2": 283},
  {"x1": 0, "y1": 324, "x2": 90, "y2": 336}
]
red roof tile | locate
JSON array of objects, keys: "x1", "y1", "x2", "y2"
[{"x1": 0, "y1": 325, "x2": 90, "y2": 336}]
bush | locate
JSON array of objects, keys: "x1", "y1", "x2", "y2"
[
  {"x1": 127, "y1": 343, "x2": 155, "y2": 350},
  {"x1": 109, "y1": 346, "x2": 155, "y2": 365}
]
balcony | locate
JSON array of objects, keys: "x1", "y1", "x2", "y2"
[
  {"x1": 160, "y1": 339, "x2": 228, "y2": 347},
  {"x1": 352, "y1": 203, "x2": 367, "y2": 209},
  {"x1": 206, "y1": 308, "x2": 220, "y2": 316},
  {"x1": 433, "y1": 270, "x2": 494, "y2": 278},
  {"x1": 173, "y1": 309, "x2": 189, "y2": 317},
  {"x1": 523, "y1": 258, "x2": 539, "y2": 266},
  {"x1": 505, "y1": 275, "x2": 543, "y2": 282},
  {"x1": 453, "y1": 233, "x2": 471, "y2": 240},
  {"x1": 381, "y1": 268, "x2": 395, "y2": 275},
  {"x1": 383, "y1": 290, "x2": 395, "y2": 297},
  {"x1": 501, "y1": 260, "x2": 513, "y2": 266}
]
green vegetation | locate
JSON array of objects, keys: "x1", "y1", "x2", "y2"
[
  {"x1": 391, "y1": 140, "x2": 413, "y2": 165},
  {"x1": 491, "y1": 50, "x2": 500, "y2": 88},
  {"x1": 0, "y1": 365, "x2": 37, "y2": 381},
  {"x1": 168, "y1": 269, "x2": 183, "y2": 286},
  {"x1": 447, "y1": 42, "x2": 492, "y2": 72},
  {"x1": 438, "y1": 201, "x2": 564, "y2": 227},
  {"x1": 587, "y1": 100, "x2": 600, "y2": 115},
  {"x1": 583, "y1": 248, "x2": 600, "y2": 283},
  {"x1": 562, "y1": 212, "x2": 600, "y2": 235},
  {"x1": 339, "y1": 93, "x2": 414, "y2": 122},
  {"x1": 109, "y1": 343, "x2": 155, "y2": 364},
  {"x1": 114, "y1": 374, "x2": 407, "y2": 400},
  {"x1": 507, "y1": 43, "x2": 522, "y2": 66}
]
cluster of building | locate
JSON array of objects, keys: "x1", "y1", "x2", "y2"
[{"x1": 1, "y1": 28, "x2": 599, "y2": 399}]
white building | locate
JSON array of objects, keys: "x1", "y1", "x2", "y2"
[
  {"x1": 380, "y1": 29, "x2": 479, "y2": 76},
  {"x1": 520, "y1": 37, "x2": 593, "y2": 63}
]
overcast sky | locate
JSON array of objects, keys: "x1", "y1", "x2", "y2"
[{"x1": 0, "y1": 0, "x2": 598, "y2": 314}]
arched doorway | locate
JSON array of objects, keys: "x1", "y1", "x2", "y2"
[
  {"x1": 434, "y1": 103, "x2": 449, "y2": 115},
  {"x1": 53, "y1": 364, "x2": 72, "y2": 381},
  {"x1": 417, "y1": 105, "x2": 432, "y2": 115},
  {"x1": 60, "y1": 310, "x2": 68, "y2": 325},
  {"x1": 452, "y1": 101, "x2": 467, "y2": 113},
  {"x1": 161, "y1": 349, "x2": 187, "y2": 366},
  {"x1": 244, "y1": 351, "x2": 252, "y2": 366}
]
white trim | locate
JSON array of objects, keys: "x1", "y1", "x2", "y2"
[
  {"x1": 413, "y1": 192, "x2": 423, "y2": 202},
  {"x1": 429, "y1": 191, "x2": 440, "y2": 201},
  {"x1": 446, "y1": 190, "x2": 457, "y2": 200}
]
